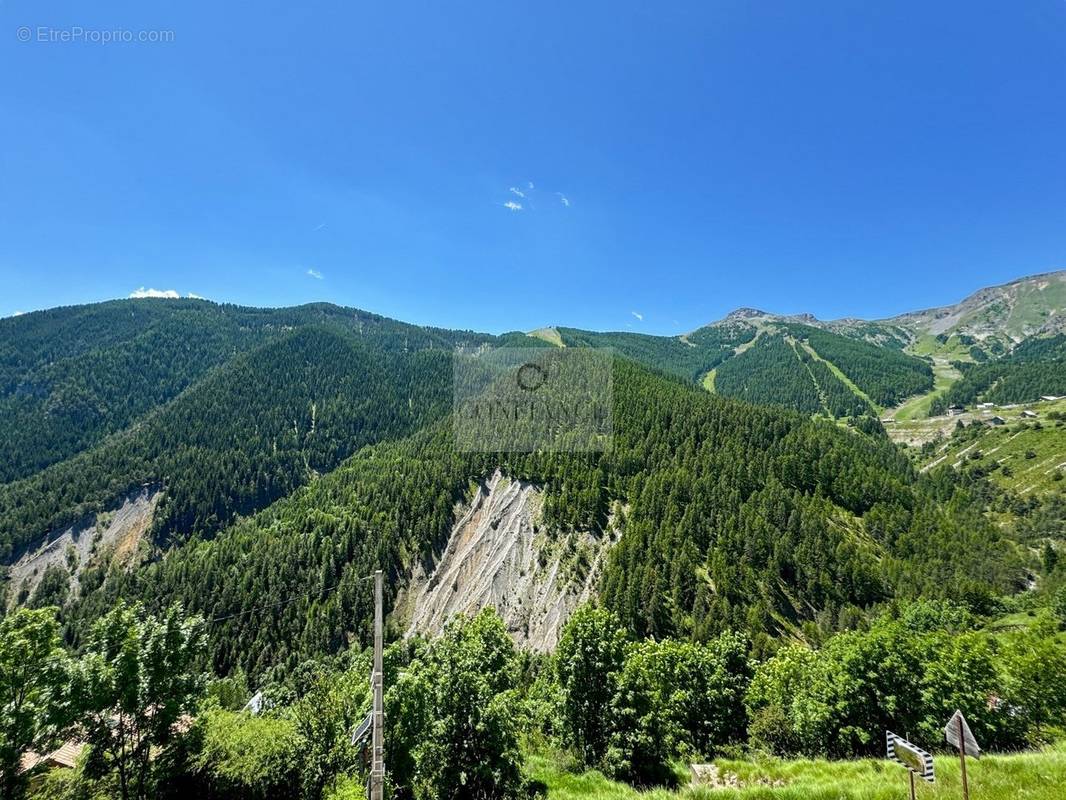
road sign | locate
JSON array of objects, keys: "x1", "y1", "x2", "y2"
[
  {"x1": 887, "y1": 731, "x2": 935, "y2": 783},
  {"x1": 945, "y1": 710, "x2": 978, "y2": 800},
  {"x1": 944, "y1": 710, "x2": 980, "y2": 758}
]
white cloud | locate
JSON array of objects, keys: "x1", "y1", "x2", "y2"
[
  {"x1": 129, "y1": 287, "x2": 180, "y2": 299},
  {"x1": 556, "y1": 193, "x2": 571, "y2": 207},
  {"x1": 313, "y1": 221, "x2": 327, "y2": 232},
  {"x1": 187, "y1": 293, "x2": 206, "y2": 300},
  {"x1": 631, "y1": 311, "x2": 643, "y2": 321},
  {"x1": 509, "y1": 187, "x2": 525, "y2": 198},
  {"x1": 528, "y1": 181, "x2": 535, "y2": 189},
  {"x1": 503, "y1": 201, "x2": 523, "y2": 212},
  {"x1": 10, "y1": 310, "x2": 26, "y2": 317},
  {"x1": 307, "y1": 268, "x2": 324, "y2": 279}
]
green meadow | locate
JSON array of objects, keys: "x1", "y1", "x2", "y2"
[{"x1": 531, "y1": 742, "x2": 1066, "y2": 800}]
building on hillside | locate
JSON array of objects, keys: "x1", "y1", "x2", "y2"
[
  {"x1": 20, "y1": 741, "x2": 84, "y2": 774},
  {"x1": 1041, "y1": 395, "x2": 1061, "y2": 402},
  {"x1": 978, "y1": 402, "x2": 995, "y2": 409},
  {"x1": 1022, "y1": 410, "x2": 1039, "y2": 418},
  {"x1": 947, "y1": 405, "x2": 965, "y2": 416},
  {"x1": 989, "y1": 415, "x2": 1006, "y2": 426}
]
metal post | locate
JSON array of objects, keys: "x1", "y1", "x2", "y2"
[
  {"x1": 909, "y1": 770, "x2": 916, "y2": 800},
  {"x1": 370, "y1": 570, "x2": 384, "y2": 800},
  {"x1": 957, "y1": 715, "x2": 969, "y2": 800}
]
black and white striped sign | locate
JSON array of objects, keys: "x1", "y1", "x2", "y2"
[{"x1": 886, "y1": 731, "x2": 935, "y2": 782}]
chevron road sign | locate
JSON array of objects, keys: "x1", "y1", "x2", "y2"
[{"x1": 887, "y1": 730, "x2": 935, "y2": 782}]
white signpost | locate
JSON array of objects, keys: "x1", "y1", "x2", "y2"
[
  {"x1": 887, "y1": 731, "x2": 935, "y2": 799},
  {"x1": 944, "y1": 710, "x2": 979, "y2": 800}
]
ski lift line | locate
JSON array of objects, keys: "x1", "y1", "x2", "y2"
[{"x1": 206, "y1": 573, "x2": 377, "y2": 624}]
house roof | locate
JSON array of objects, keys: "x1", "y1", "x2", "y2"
[{"x1": 19, "y1": 741, "x2": 84, "y2": 773}]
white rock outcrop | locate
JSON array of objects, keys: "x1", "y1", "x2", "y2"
[
  {"x1": 7, "y1": 486, "x2": 160, "y2": 608},
  {"x1": 403, "y1": 470, "x2": 618, "y2": 651}
]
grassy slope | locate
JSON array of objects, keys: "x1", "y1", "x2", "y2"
[
  {"x1": 530, "y1": 743, "x2": 1066, "y2": 799},
  {"x1": 530, "y1": 327, "x2": 566, "y2": 347},
  {"x1": 886, "y1": 332, "x2": 981, "y2": 421},
  {"x1": 699, "y1": 328, "x2": 762, "y2": 395},
  {"x1": 911, "y1": 399, "x2": 1066, "y2": 495},
  {"x1": 789, "y1": 339, "x2": 832, "y2": 417},
  {"x1": 797, "y1": 340, "x2": 877, "y2": 410},
  {"x1": 890, "y1": 358, "x2": 963, "y2": 422},
  {"x1": 1002, "y1": 279, "x2": 1066, "y2": 338}
]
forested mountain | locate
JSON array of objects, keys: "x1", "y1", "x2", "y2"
[
  {"x1": 54, "y1": 356, "x2": 1026, "y2": 680},
  {"x1": 0, "y1": 302, "x2": 520, "y2": 562},
  {"x1": 532, "y1": 272, "x2": 1066, "y2": 419},
  {"x1": 929, "y1": 334, "x2": 1066, "y2": 415},
  {"x1": 0, "y1": 299, "x2": 501, "y2": 484},
  {"x1": 550, "y1": 325, "x2": 755, "y2": 382},
  {"x1": 0, "y1": 328, "x2": 461, "y2": 561},
  {"x1": 0, "y1": 282, "x2": 1060, "y2": 643},
  {"x1": 549, "y1": 317, "x2": 933, "y2": 417},
  {"x1": 2, "y1": 289, "x2": 1065, "y2": 800}
]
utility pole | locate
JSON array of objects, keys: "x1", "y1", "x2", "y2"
[{"x1": 370, "y1": 569, "x2": 384, "y2": 800}]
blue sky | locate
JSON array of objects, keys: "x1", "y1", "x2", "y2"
[{"x1": 2, "y1": 1, "x2": 1064, "y2": 335}]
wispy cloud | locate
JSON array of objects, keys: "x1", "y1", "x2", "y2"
[
  {"x1": 187, "y1": 293, "x2": 206, "y2": 300},
  {"x1": 129, "y1": 287, "x2": 180, "y2": 299},
  {"x1": 10, "y1": 310, "x2": 26, "y2": 317},
  {"x1": 556, "y1": 192, "x2": 571, "y2": 207},
  {"x1": 313, "y1": 221, "x2": 327, "y2": 232},
  {"x1": 503, "y1": 201, "x2": 523, "y2": 212},
  {"x1": 631, "y1": 311, "x2": 643, "y2": 321},
  {"x1": 509, "y1": 187, "x2": 525, "y2": 198},
  {"x1": 528, "y1": 181, "x2": 535, "y2": 189},
  {"x1": 307, "y1": 268, "x2": 324, "y2": 280}
]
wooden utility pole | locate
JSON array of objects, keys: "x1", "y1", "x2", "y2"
[
  {"x1": 370, "y1": 570, "x2": 384, "y2": 800},
  {"x1": 909, "y1": 770, "x2": 916, "y2": 800},
  {"x1": 957, "y1": 714, "x2": 969, "y2": 800}
]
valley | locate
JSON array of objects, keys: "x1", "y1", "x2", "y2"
[
  {"x1": 6, "y1": 8, "x2": 1065, "y2": 799},
  {"x1": 1, "y1": 272, "x2": 1064, "y2": 800}
]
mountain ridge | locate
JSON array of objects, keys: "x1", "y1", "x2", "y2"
[
  {"x1": 520, "y1": 272, "x2": 1065, "y2": 420},
  {"x1": 698, "y1": 270, "x2": 1066, "y2": 339}
]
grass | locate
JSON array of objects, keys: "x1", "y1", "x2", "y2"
[
  {"x1": 890, "y1": 358, "x2": 962, "y2": 422},
  {"x1": 529, "y1": 327, "x2": 565, "y2": 347},
  {"x1": 908, "y1": 334, "x2": 977, "y2": 361},
  {"x1": 530, "y1": 742, "x2": 1066, "y2": 799},
  {"x1": 889, "y1": 397, "x2": 1066, "y2": 456},
  {"x1": 700, "y1": 329, "x2": 765, "y2": 395},
  {"x1": 797, "y1": 341, "x2": 878, "y2": 411},
  {"x1": 983, "y1": 610, "x2": 1066, "y2": 650},
  {"x1": 917, "y1": 410, "x2": 1066, "y2": 495}
]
